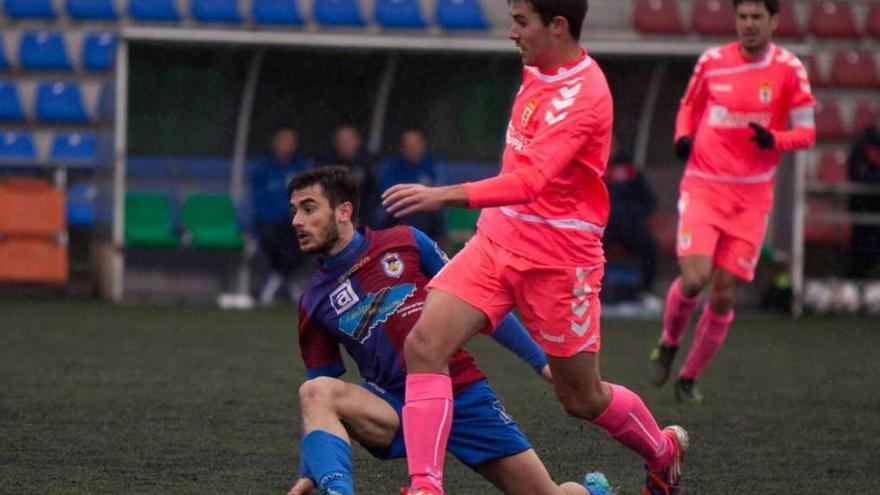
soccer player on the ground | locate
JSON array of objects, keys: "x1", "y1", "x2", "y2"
[
  {"x1": 381, "y1": 1, "x2": 688, "y2": 494},
  {"x1": 648, "y1": 0, "x2": 816, "y2": 402},
  {"x1": 287, "y1": 166, "x2": 611, "y2": 495}
]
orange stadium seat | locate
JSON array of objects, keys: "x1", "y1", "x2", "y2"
[
  {"x1": 830, "y1": 50, "x2": 880, "y2": 88},
  {"x1": 814, "y1": 99, "x2": 848, "y2": 140},
  {"x1": 853, "y1": 101, "x2": 880, "y2": 135},
  {"x1": 691, "y1": 0, "x2": 736, "y2": 36},
  {"x1": 868, "y1": 3, "x2": 880, "y2": 39},
  {"x1": 804, "y1": 199, "x2": 851, "y2": 244},
  {"x1": 0, "y1": 177, "x2": 65, "y2": 235},
  {"x1": 633, "y1": 0, "x2": 685, "y2": 35},
  {"x1": 815, "y1": 148, "x2": 849, "y2": 185},
  {"x1": 0, "y1": 237, "x2": 67, "y2": 284},
  {"x1": 774, "y1": 1, "x2": 803, "y2": 38},
  {"x1": 808, "y1": 1, "x2": 860, "y2": 39}
]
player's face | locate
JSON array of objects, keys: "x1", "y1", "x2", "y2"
[
  {"x1": 735, "y1": 2, "x2": 777, "y2": 54},
  {"x1": 290, "y1": 185, "x2": 341, "y2": 255},
  {"x1": 508, "y1": 0, "x2": 553, "y2": 67}
]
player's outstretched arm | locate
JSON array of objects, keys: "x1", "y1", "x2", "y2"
[
  {"x1": 490, "y1": 314, "x2": 550, "y2": 381},
  {"x1": 382, "y1": 183, "x2": 468, "y2": 218}
]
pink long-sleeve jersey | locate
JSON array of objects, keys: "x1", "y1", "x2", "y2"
[
  {"x1": 676, "y1": 42, "x2": 816, "y2": 210},
  {"x1": 463, "y1": 50, "x2": 613, "y2": 266}
]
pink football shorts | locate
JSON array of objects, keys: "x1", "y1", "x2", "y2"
[
  {"x1": 428, "y1": 233, "x2": 603, "y2": 357},
  {"x1": 676, "y1": 191, "x2": 769, "y2": 282}
]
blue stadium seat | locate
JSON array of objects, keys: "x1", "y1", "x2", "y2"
[
  {"x1": 67, "y1": 183, "x2": 97, "y2": 228},
  {"x1": 436, "y1": 0, "x2": 488, "y2": 30},
  {"x1": 3, "y1": 0, "x2": 56, "y2": 19},
  {"x1": 375, "y1": 0, "x2": 426, "y2": 28},
  {"x1": 19, "y1": 31, "x2": 72, "y2": 71},
  {"x1": 82, "y1": 32, "x2": 117, "y2": 71},
  {"x1": 66, "y1": 0, "x2": 118, "y2": 20},
  {"x1": 314, "y1": 0, "x2": 366, "y2": 26},
  {"x1": 192, "y1": 0, "x2": 242, "y2": 23},
  {"x1": 128, "y1": 0, "x2": 182, "y2": 22},
  {"x1": 51, "y1": 132, "x2": 96, "y2": 164},
  {"x1": 35, "y1": 81, "x2": 88, "y2": 123},
  {"x1": 252, "y1": 0, "x2": 304, "y2": 25},
  {"x1": 0, "y1": 131, "x2": 37, "y2": 162},
  {"x1": 0, "y1": 82, "x2": 24, "y2": 122}
]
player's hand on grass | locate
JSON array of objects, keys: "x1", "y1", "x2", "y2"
[
  {"x1": 540, "y1": 364, "x2": 553, "y2": 383},
  {"x1": 748, "y1": 122, "x2": 776, "y2": 150},
  {"x1": 287, "y1": 477, "x2": 315, "y2": 495},
  {"x1": 674, "y1": 136, "x2": 692, "y2": 161},
  {"x1": 382, "y1": 184, "x2": 466, "y2": 218}
]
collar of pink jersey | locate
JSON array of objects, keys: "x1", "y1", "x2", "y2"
[
  {"x1": 735, "y1": 41, "x2": 775, "y2": 64},
  {"x1": 532, "y1": 48, "x2": 588, "y2": 76}
]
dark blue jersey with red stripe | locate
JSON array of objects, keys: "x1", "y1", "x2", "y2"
[{"x1": 298, "y1": 226, "x2": 486, "y2": 398}]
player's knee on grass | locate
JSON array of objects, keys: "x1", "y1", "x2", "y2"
[{"x1": 298, "y1": 376, "x2": 344, "y2": 415}]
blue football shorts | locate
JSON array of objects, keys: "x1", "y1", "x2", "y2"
[{"x1": 361, "y1": 379, "x2": 532, "y2": 469}]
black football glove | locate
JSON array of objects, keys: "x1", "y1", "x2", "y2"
[
  {"x1": 674, "y1": 136, "x2": 692, "y2": 161},
  {"x1": 749, "y1": 122, "x2": 775, "y2": 150}
]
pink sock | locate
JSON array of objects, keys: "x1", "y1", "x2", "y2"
[
  {"x1": 662, "y1": 277, "x2": 700, "y2": 347},
  {"x1": 679, "y1": 305, "x2": 734, "y2": 380},
  {"x1": 403, "y1": 373, "x2": 453, "y2": 494},
  {"x1": 593, "y1": 384, "x2": 673, "y2": 470}
]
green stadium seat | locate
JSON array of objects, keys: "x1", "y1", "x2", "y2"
[
  {"x1": 125, "y1": 192, "x2": 180, "y2": 248},
  {"x1": 444, "y1": 207, "x2": 480, "y2": 253},
  {"x1": 181, "y1": 193, "x2": 244, "y2": 250}
]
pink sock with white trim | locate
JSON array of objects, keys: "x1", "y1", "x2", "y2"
[
  {"x1": 662, "y1": 277, "x2": 701, "y2": 347},
  {"x1": 679, "y1": 305, "x2": 734, "y2": 380},
  {"x1": 403, "y1": 373, "x2": 453, "y2": 494},
  {"x1": 593, "y1": 383, "x2": 674, "y2": 470}
]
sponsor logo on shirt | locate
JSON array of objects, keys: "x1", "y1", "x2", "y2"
[
  {"x1": 329, "y1": 279, "x2": 359, "y2": 315},
  {"x1": 707, "y1": 105, "x2": 771, "y2": 129},
  {"x1": 521, "y1": 99, "x2": 537, "y2": 127},
  {"x1": 381, "y1": 252, "x2": 404, "y2": 278},
  {"x1": 709, "y1": 83, "x2": 733, "y2": 93},
  {"x1": 759, "y1": 81, "x2": 772, "y2": 104},
  {"x1": 338, "y1": 284, "x2": 417, "y2": 343}
]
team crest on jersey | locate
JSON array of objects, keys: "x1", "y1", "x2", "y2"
[
  {"x1": 679, "y1": 229, "x2": 692, "y2": 250},
  {"x1": 521, "y1": 99, "x2": 537, "y2": 127},
  {"x1": 381, "y1": 253, "x2": 404, "y2": 278},
  {"x1": 329, "y1": 279, "x2": 360, "y2": 315},
  {"x1": 759, "y1": 82, "x2": 772, "y2": 104}
]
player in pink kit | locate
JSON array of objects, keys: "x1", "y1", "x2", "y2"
[
  {"x1": 382, "y1": 1, "x2": 688, "y2": 494},
  {"x1": 649, "y1": 0, "x2": 816, "y2": 402}
]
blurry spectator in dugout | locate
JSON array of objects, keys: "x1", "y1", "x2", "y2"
[
  {"x1": 321, "y1": 124, "x2": 380, "y2": 227},
  {"x1": 379, "y1": 128, "x2": 444, "y2": 239},
  {"x1": 250, "y1": 125, "x2": 313, "y2": 305},
  {"x1": 603, "y1": 150, "x2": 661, "y2": 309},
  {"x1": 848, "y1": 114, "x2": 880, "y2": 278}
]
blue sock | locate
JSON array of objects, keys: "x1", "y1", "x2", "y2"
[{"x1": 301, "y1": 430, "x2": 354, "y2": 495}]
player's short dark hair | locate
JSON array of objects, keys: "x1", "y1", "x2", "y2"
[
  {"x1": 509, "y1": 0, "x2": 588, "y2": 41},
  {"x1": 287, "y1": 165, "x2": 360, "y2": 220},
  {"x1": 732, "y1": 0, "x2": 779, "y2": 15}
]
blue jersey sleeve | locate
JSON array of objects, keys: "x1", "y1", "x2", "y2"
[
  {"x1": 490, "y1": 314, "x2": 548, "y2": 374},
  {"x1": 411, "y1": 227, "x2": 449, "y2": 277}
]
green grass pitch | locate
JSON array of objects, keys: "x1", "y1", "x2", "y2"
[{"x1": 1, "y1": 299, "x2": 878, "y2": 494}]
